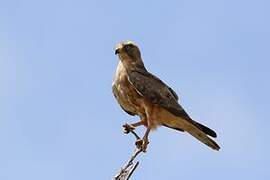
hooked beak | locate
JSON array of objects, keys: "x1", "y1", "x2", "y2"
[
  {"x1": 115, "y1": 43, "x2": 123, "y2": 55},
  {"x1": 115, "y1": 48, "x2": 120, "y2": 55}
]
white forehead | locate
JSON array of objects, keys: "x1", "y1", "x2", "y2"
[{"x1": 122, "y1": 40, "x2": 137, "y2": 46}]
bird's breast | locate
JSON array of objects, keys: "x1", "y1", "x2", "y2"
[{"x1": 112, "y1": 62, "x2": 144, "y2": 115}]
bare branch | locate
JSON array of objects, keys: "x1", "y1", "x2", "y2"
[{"x1": 113, "y1": 125, "x2": 144, "y2": 180}]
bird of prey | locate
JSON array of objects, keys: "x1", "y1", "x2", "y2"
[{"x1": 112, "y1": 40, "x2": 220, "y2": 151}]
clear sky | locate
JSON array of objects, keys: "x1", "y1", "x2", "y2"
[{"x1": 1, "y1": 0, "x2": 270, "y2": 179}]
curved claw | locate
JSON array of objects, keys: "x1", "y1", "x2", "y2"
[
  {"x1": 122, "y1": 123, "x2": 135, "y2": 134},
  {"x1": 135, "y1": 139, "x2": 149, "y2": 152}
]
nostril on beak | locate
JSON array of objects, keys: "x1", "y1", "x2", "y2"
[{"x1": 115, "y1": 49, "x2": 119, "y2": 55}]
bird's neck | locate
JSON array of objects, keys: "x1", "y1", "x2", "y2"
[{"x1": 121, "y1": 57, "x2": 146, "y2": 72}]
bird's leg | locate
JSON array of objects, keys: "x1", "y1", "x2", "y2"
[
  {"x1": 122, "y1": 119, "x2": 147, "y2": 134},
  {"x1": 135, "y1": 127, "x2": 151, "y2": 152},
  {"x1": 135, "y1": 104, "x2": 153, "y2": 152},
  {"x1": 131, "y1": 121, "x2": 145, "y2": 127}
]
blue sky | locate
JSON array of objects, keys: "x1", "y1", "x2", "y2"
[{"x1": 1, "y1": 0, "x2": 270, "y2": 179}]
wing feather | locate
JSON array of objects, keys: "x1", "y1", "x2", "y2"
[{"x1": 127, "y1": 69, "x2": 190, "y2": 119}]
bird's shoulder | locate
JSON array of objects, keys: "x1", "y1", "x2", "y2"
[{"x1": 127, "y1": 68, "x2": 179, "y2": 101}]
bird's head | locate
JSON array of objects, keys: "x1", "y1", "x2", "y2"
[{"x1": 115, "y1": 41, "x2": 143, "y2": 68}]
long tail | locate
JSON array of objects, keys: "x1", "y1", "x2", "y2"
[
  {"x1": 185, "y1": 122, "x2": 220, "y2": 151},
  {"x1": 194, "y1": 121, "x2": 217, "y2": 138},
  {"x1": 162, "y1": 118, "x2": 220, "y2": 151}
]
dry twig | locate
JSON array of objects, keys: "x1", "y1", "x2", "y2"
[{"x1": 113, "y1": 124, "x2": 144, "y2": 180}]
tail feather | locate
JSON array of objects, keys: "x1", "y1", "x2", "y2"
[
  {"x1": 159, "y1": 110, "x2": 220, "y2": 150},
  {"x1": 194, "y1": 121, "x2": 217, "y2": 138},
  {"x1": 186, "y1": 123, "x2": 220, "y2": 151}
]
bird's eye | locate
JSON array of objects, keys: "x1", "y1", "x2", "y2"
[{"x1": 124, "y1": 45, "x2": 132, "y2": 51}]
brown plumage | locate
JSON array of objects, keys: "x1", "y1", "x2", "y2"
[{"x1": 112, "y1": 40, "x2": 220, "y2": 151}]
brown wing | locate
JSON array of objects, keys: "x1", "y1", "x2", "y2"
[
  {"x1": 127, "y1": 69, "x2": 190, "y2": 119},
  {"x1": 127, "y1": 69, "x2": 218, "y2": 138},
  {"x1": 135, "y1": 69, "x2": 179, "y2": 100}
]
